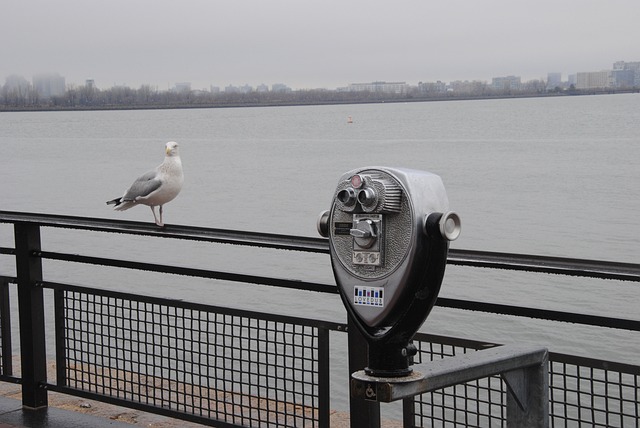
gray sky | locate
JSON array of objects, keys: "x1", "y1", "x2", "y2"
[{"x1": 3, "y1": 0, "x2": 639, "y2": 90}]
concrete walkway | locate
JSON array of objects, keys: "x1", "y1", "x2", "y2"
[{"x1": 0, "y1": 395, "x2": 134, "y2": 428}]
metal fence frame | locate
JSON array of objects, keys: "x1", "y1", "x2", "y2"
[{"x1": 1, "y1": 211, "x2": 639, "y2": 427}]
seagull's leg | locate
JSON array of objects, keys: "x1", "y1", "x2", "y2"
[
  {"x1": 159, "y1": 205, "x2": 164, "y2": 227},
  {"x1": 150, "y1": 206, "x2": 162, "y2": 226}
]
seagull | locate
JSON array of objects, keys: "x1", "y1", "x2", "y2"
[{"x1": 107, "y1": 141, "x2": 184, "y2": 227}]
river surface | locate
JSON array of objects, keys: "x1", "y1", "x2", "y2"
[{"x1": 1, "y1": 94, "x2": 639, "y2": 413}]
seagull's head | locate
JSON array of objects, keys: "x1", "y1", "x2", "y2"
[{"x1": 165, "y1": 141, "x2": 179, "y2": 157}]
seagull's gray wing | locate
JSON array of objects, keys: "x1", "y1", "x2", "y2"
[{"x1": 121, "y1": 171, "x2": 162, "y2": 202}]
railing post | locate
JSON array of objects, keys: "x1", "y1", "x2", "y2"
[
  {"x1": 0, "y1": 280, "x2": 12, "y2": 376},
  {"x1": 14, "y1": 223, "x2": 48, "y2": 409},
  {"x1": 318, "y1": 327, "x2": 330, "y2": 428},
  {"x1": 503, "y1": 353, "x2": 549, "y2": 427},
  {"x1": 402, "y1": 397, "x2": 416, "y2": 427},
  {"x1": 347, "y1": 314, "x2": 380, "y2": 428}
]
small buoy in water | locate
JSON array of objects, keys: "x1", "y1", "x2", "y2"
[{"x1": 347, "y1": 116, "x2": 353, "y2": 124}]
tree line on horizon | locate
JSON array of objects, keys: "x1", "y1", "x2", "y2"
[{"x1": 0, "y1": 79, "x2": 633, "y2": 111}]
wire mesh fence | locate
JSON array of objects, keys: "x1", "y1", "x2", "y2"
[
  {"x1": 55, "y1": 285, "x2": 329, "y2": 427},
  {"x1": 548, "y1": 356, "x2": 640, "y2": 427},
  {"x1": 410, "y1": 337, "x2": 507, "y2": 427}
]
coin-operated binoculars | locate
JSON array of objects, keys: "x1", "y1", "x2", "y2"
[{"x1": 318, "y1": 167, "x2": 461, "y2": 377}]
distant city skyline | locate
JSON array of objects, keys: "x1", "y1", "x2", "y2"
[
  {"x1": 2, "y1": 0, "x2": 639, "y2": 91},
  {"x1": 0, "y1": 57, "x2": 630, "y2": 93},
  {"x1": 3, "y1": 58, "x2": 638, "y2": 96}
]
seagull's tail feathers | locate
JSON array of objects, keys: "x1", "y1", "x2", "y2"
[{"x1": 106, "y1": 198, "x2": 136, "y2": 211}]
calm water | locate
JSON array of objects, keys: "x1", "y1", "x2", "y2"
[{"x1": 1, "y1": 95, "x2": 639, "y2": 412}]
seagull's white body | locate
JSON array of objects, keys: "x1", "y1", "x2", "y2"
[{"x1": 107, "y1": 141, "x2": 183, "y2": 226}]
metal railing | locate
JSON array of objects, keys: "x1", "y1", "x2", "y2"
[{"x1": 0, "y1": 210, "x2": 639, "y2": 427}]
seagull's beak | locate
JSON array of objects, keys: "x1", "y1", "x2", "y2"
[{"x1": 166, "y1": 146, "x2": 171, "y2": 155}]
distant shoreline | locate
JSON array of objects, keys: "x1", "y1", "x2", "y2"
[{"x1": 1, "y1": 88, "x2": 637, "y2": 113}]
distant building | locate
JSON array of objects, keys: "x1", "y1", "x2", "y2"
[
  {"x1": 418, "y1": 80, "x2": 447, "y2": 94},
  {"x1": 449, "y1": 80, "x2": 487, "y2": 94},
  {"x1": 3, "y1": 74, "x2": 30, "y2": 93},
  {"x1": 576, "y1": 71, "x2": 611, "y2": 89},
  {"x1": 224, "y1": 84, "x2": 254, "y2": 94},
  {"x1": 613, "y1": 61, "x2": 640, "y2": 86},
  {"x1": 611, "y1": 69, "x2": 635, "y2": 88},
  {"x1": 224, "y1": 85, "x2": 240, "y2": 94},
  {"x1": 256, "y1": 84, "x2": 269, "y2": 93},
  {"x1": 347, "y1": 81, "x2": 408, "y2": 94},
  {"x1": 173, "y1": 82, "x2": 191, "y2": 93},
  {"x1": 546, "y1": 72, "x2": 562, "y2": 90},
  {"x1": 575, "y1": 63, "x2": 640, "y2": 89},
  {"x1": 32, "y1": 73, "x2": 66, "y2": 98},
  {"x1": 271, "y1": 83, "x2": 292, "y2": 93},
  {"x1": 491, "y1": 76, "x2": 521, "y2": 91}
]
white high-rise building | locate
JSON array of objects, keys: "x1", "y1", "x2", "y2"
[{"x1": 576, "y1": 71, "x2": 611, "y2": 89}]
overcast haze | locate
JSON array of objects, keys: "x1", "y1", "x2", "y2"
[{"x1": 3, "y1": 0, "x2": 639, "y2": 90}]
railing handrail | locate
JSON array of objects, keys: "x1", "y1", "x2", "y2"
[
  {"x1": 2, "y1": 210, "x2": 639, "y2": 281},
  {"x1": 448, "y1": 248, "x2": 640, "y2": 282},
  {"x1": 0, "y1": 210, "x2": 328, "y2": 253}
]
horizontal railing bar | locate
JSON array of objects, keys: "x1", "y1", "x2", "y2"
[
  {"x1": 39, "y1": 250, "x2": 338, "y2": 294},
  {"x1": 436, "y1": 297, "x2": 640, "y2": 332},
  {"x1": 2, "y1": 210, "x2": 639, "y2": 281},
  {"x1": 448, "y1": 248, "x2": 640, "y2": 282},
  {"x1": 0, "y1": 210, "x2": 329, "y2": 253},
  {"x1": 0, "y1": 375, "x2": 22, "y2": 385},
  {"x1": 549, "y1": 351, "x2": 640, "y2": 375},
  {"x1": 38, "y1": 250, "x2": 339, "y2": 294}
]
